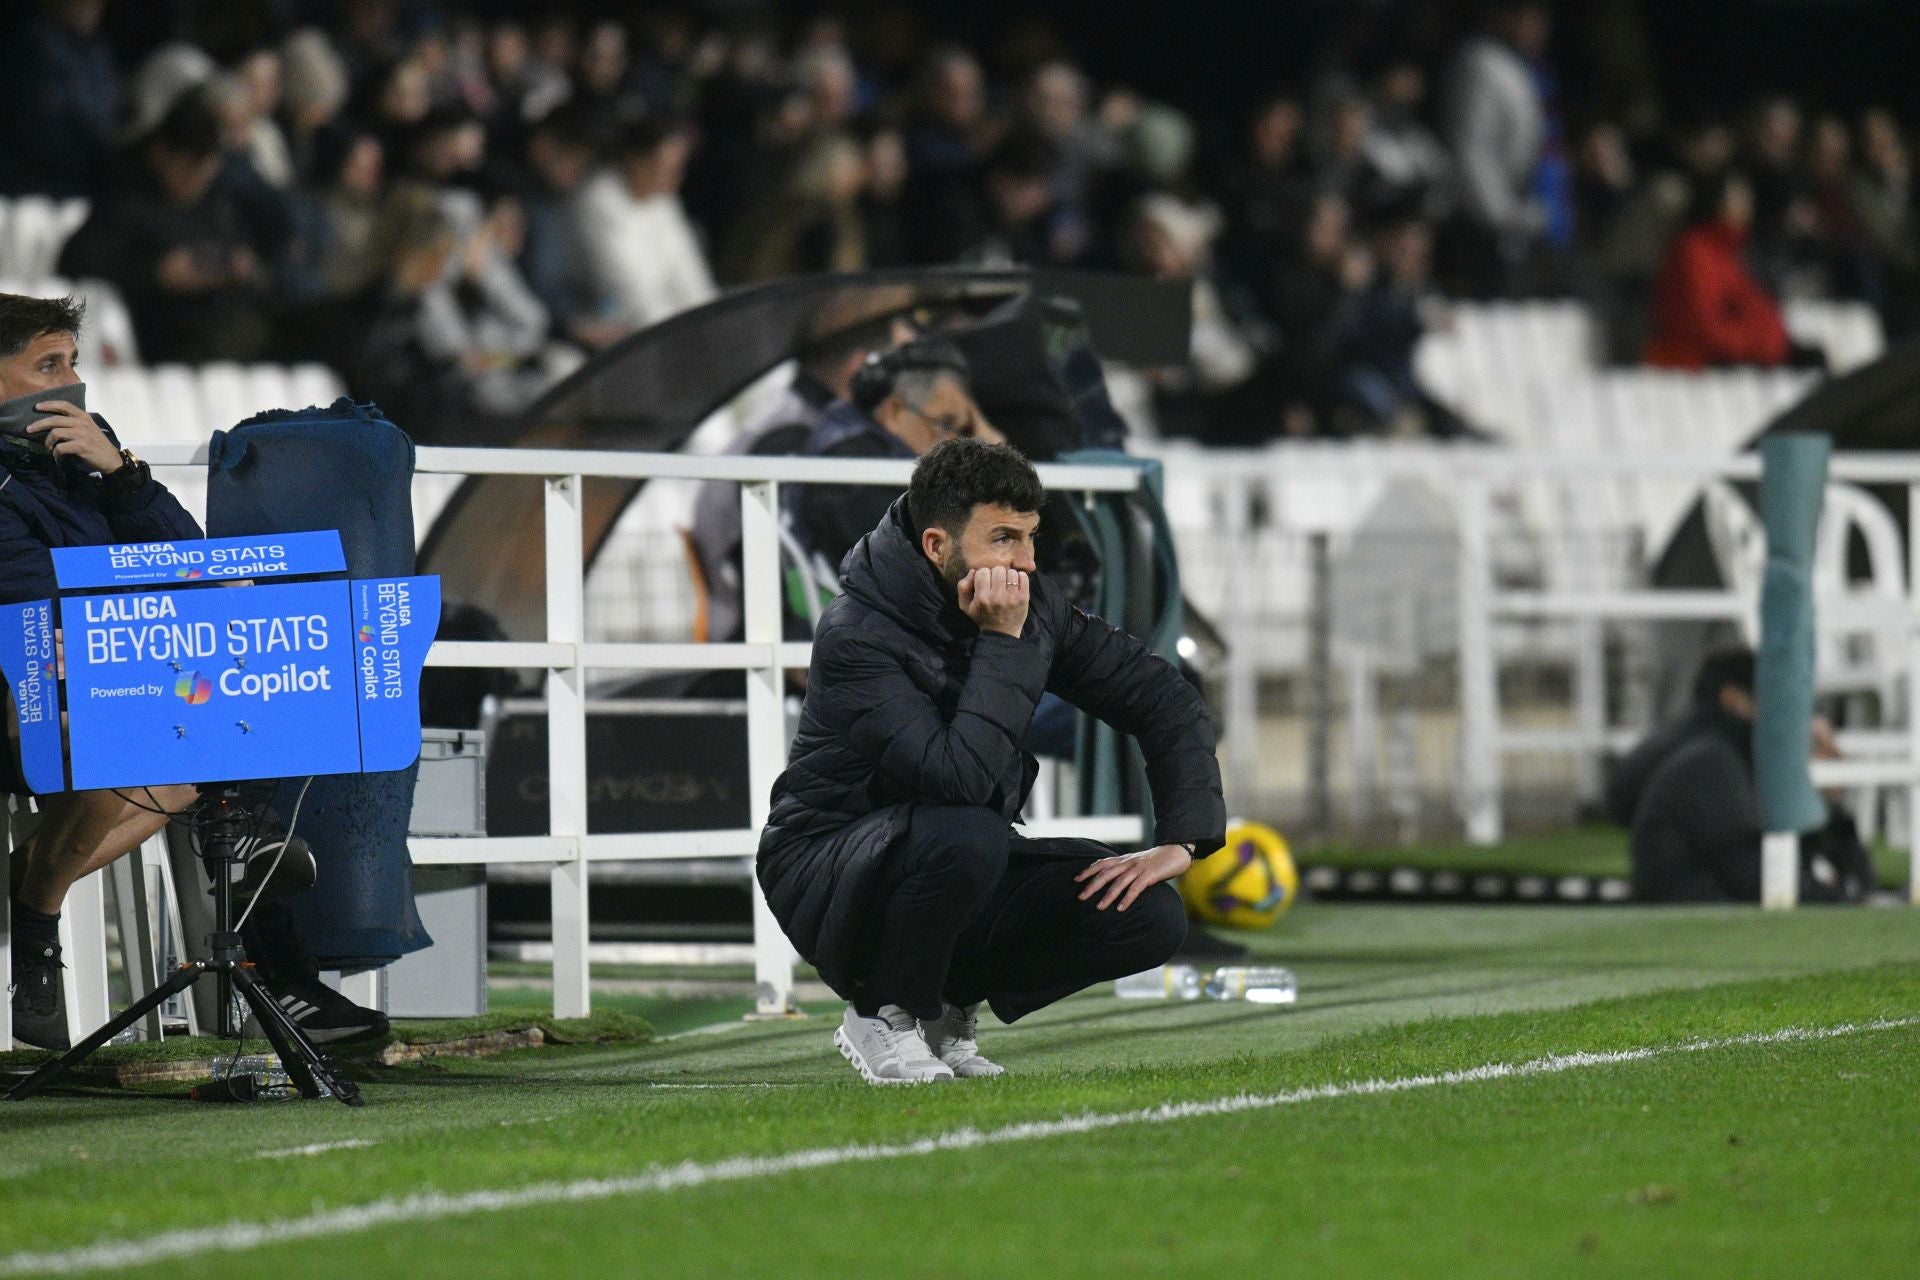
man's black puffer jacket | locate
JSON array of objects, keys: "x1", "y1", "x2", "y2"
[
  {"x1": 0, "y1": 415, "x2": 202, "y2": 604},
  {"x1": 757, "y1": 495, "x2": 1225, "y2": 998}
]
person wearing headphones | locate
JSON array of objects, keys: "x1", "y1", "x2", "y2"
[{"x1": 786, "y1": 335, "x2": 1005, "y2": 576}]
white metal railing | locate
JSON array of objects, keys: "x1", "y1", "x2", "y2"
[
  {"x1": 1145, "y1": 442, "x2": 1920, "y2": 904},
  {"x1": 139, "y1": 442, "x2": 1145, "y2": 1016}
]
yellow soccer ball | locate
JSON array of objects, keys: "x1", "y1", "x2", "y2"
[{"x1": 1179, "y1": 821, "x2": 1298, "y2": 929}]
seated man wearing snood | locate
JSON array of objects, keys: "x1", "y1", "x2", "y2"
[{"x1": 0, "y1": 291, "x2": 385, "y2": 1050}]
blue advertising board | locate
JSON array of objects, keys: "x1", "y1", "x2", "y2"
[
  {"x1": 0, "y1": 600, "x2": 63, "y2": 792},
  {"x1": 0, "y1": 532, "x2": 437, "y2": 793},
  {"x1": 51, "y1": 531, "x2": 348, "y2": 590}
]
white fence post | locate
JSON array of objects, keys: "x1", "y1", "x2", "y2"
[
  {"x1": 1457, "y1": 474, "x2": 1502, "y2": 845},
  {"x1": 1909, "y1": 483, "x2": 1920, "y2": 905},
  {"x1": 1346, "y1": 645, "x2": 1378, "y2": 827},
  {"x1": 110, "y1": 846, "x2": 163, "y2": 1041},
  {"x1": 741, "y1": 479, "x2": 797, "y2": 1016},
  {"x1": 546, "y1": 474, "x2": 590, "y2": 1019},
  {"x1": 1, "y1": 807, "x2": 12, "y2": 1051},
  {"x1": 1222, "y1": 477, "x2": 1257, "y2": 813},
  {"x1": 1573, "y1": 619, "x2": 1606, "y2": 803},
  {"x1": 59, "y1": 870, "x2": 111, "y2": 1041},
  {"x1": 1761, "y1": 832, "x2": 1800, "y2": 910}
]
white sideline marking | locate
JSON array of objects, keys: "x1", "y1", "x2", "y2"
[
  {"x1": 254, "y1": 1140, "x2": 375, "y2": 1161},
  {"x1": 642, "y1": 1082, "x2": 810, "y2": 1090},
  {"x1": 5, "y1": 1017, "x2": 1913, "y2": 1277},
  {"x1": 659, "y1": 1019, "x2": 752, "y2": 1041}
]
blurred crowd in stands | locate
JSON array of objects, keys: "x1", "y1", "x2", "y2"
[{"x1": 2, "y1": 0, "x2": 1916, "y2": 446}]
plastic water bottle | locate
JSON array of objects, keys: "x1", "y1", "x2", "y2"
[
  {"x1": 1203, "y1": 966, "x2": 1298, "y2": 1005},
  {"x1": 194, "y1": 1053, "x2": 315, "y2": 1102},
  {"x1": 1114, "y1": 964, "x2": 1203, "y2": 999}
]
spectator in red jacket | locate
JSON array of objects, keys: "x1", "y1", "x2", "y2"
[{"x1": 1644, "y1": 170, "x2": 1792, "y2": 370}]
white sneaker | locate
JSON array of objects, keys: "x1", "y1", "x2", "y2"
[
  {"x1": 833, "y1": 1004, "x2": 955, "y2": 1086},
  {"x1": 921, "y1": 1002, "x2": 1005, "y2": 1078}
]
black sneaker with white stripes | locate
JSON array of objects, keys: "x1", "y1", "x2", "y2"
[
  {"x1": 9, "y1": 931, "x2": 69, "y2": 1051},
  {"x1": 260, "y1": 977, "x2": 390, "y2": 1046}
]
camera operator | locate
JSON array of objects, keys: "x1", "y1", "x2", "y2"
[
  {"x1": 786, "y1": 335, "x2": 1005, "y2": 577},
  {"x1": 0, "y1": 292, "x2": 386, "y2": 1050}
]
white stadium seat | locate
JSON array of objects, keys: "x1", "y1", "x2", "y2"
[
  {"x1": 288, "y1": 363, "x2": 348, "y2": 411},
  {"x1": 1784, "y1": 300, "x2": 1884, "y2": 375},
  {"x1": 143, "y1": 364, "x2": 206, "y2": 444},
  {"x1": 0, "y1": 275, "x2": 139, "y2": 368},
  {"x1": 86, "y1": 366, "x2": 156, "y2": 435},
  {"x1": 194, "y1": 361, "x2": 256, "y2": 434},
  {"x1": 74, "y1": 279, "x2": 140, "y2": 366},
  {"x1": 243, "y1": 364, "x2": 295, "y2": 416},
  {"x1": 1417, "y1": 302, "x2": 1602, "y2": 442},
  {"x1": 0, "y1": 196, "x2": 89, "y2": 280}
]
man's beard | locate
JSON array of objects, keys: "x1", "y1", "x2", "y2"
[{"x1": 939, "y1": 548, "x2": 971, "y2": 604}]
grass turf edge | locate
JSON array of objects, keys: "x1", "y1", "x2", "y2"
[
  {"x1": 0, "y1": 1009, "x2": 652, "y2": 1080},
  {"x1": 2, "y1": 960, "x2": 1917, "y2": 1261}
]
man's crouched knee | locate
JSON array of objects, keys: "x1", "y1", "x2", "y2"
[
  {"x1": 904, "y1": 804, "x2": 1011, "y2": 897},
  {"x1": 1128, "y1": 881, "x2": 1189, "y2": 969}
]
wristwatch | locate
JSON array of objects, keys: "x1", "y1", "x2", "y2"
[{"x1": 99, "y1": 447, "x2": 148, "y2": 493}]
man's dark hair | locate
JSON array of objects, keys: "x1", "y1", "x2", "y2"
[
  {"x1": 147, "y1": 89, "x2": 223, "y2": 159},
  {"x1": 529, "y1": 99, "x2": 608, "y2": 155},
  {"x1": 1692, "y1": 645, "x2": 1756, "y2": 707},
  {"x1": 0, "y1": 293, "x2": 85, "y2": 360},
  {"x1": 1687, "y1": 167, "x2": 1745, "y2": 226},
  {"x1": 613, "y1": 112, "x2": 691, "y2": 159},
  {"x1": 850, "y1": 335, "x2": 969, "y2": 415},
  {"x1": 797, "y1": 313, "x2": 897, "y2": 383},
  {"x1": 986, "y1": 125, "x2": 1062, "y2": 183},
  {"x1": 410, "y1": 104, "x2": 479, "y2": 144},
  {"x1": 908, "y1": 439, "x2": 1045, "y2": 541}
]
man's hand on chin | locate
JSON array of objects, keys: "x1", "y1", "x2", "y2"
[
  {"x1": 958, "y1": 565, "x2": 1030, "y2": 638},
  {"x1": 26, "y1": 401, "x2": 123, "y2": 473},
  {"x1": 1074, "y1": 844, "x2": 1194, "y2": 912}
]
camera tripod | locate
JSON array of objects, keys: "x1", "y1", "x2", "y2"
[{"x1": 5, "y1": 786, "x2": 363, "y2": 1106}]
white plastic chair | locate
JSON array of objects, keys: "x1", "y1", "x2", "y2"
[
  {"x1": 0, "y1": 274, "x2": 137, "y2": 371},
  {"x1": 1785, "y1": 300, "x2": 1886, "y2": 374},
  {"x1": 194, "y1": 362, "x2": 256, "y2": 434},
  {"x1": 144, "y1": 364, "x2": 205, "y2": 444},
  {"x1": 289, "y1": 363, "x2": 347, "y2": 411},
  {"x1": 70, "y1": 278, "x2": 139, "y2": 367},
  {"x1": 243, "y1": 364, "x2": 295, "y2": 416},
  {"x1": 1, "y1": 799, "x2": 184, "y2": 1051},
  {"x1": 0, "y1": 196, "x2": 89, "y2": 279}
]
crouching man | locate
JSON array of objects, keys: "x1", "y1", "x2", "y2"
[{"x1": 757, "y1": 439, "x2": 1224, "y2": 1084}]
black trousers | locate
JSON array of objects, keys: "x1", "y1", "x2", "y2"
[{"x1": 855, "y1": 804, "x2": 1188, "y2": 1023}]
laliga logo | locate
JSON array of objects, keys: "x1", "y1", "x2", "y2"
[
  {"x1": 174, "y1": 567, "x2": 204, "y2": 580},
  {"x1": 174, "y1": 672, "x2": 213, "y2": 705}
]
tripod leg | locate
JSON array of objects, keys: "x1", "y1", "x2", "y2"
[
  {"x1": 232, "y1": 969, "x2": 320, "y2": 1096},
  {"x1": 232, "y1": 966, "x2": 364, "y2": 1108},
  {"x1": 4, "y1": 964, "x2": 206, "y2": 1102}
]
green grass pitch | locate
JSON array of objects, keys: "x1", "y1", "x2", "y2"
[{"x1": 3, "y1": 899, "x2": 1917, "y2": 1278}]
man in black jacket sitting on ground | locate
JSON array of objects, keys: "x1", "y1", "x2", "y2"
[
  {"x1": 1608, "y1": 646, "x2": 1873, "y2": 903},
  {"x1": 757, "y1": 439, "x2": 1225, "y2": 1084}
]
